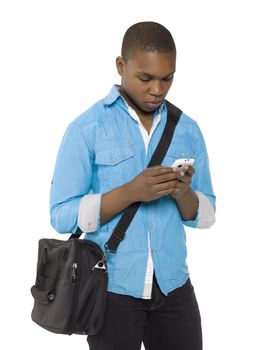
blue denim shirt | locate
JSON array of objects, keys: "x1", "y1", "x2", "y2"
[{"x1": 50, "y1": 85, "x2": 216, "y2": 298}]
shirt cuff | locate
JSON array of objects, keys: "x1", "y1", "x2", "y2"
[
  {"x1": 183, "y1": 191, "x2": 215, "y2": 229},
  {"x1": 195, "y1": 191, "x2": 216, "y2": 228},
  {"x1": 78, "y1": 194, "x2": 102, "y2": 233}
]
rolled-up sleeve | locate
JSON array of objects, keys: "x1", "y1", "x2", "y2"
[
  {"x1": 50, "y1": 124, "x2": 100, "y2": 233},
  {"x1": 78, "y1": 194, "x2": 102, "y2": 233},
  {"x1": 182, "y1": 122, "x2": 216, "y2": 229}
]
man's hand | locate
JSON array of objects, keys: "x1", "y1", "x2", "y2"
[
  {"x1": 171, "y1": 165, "x2": 195, "y2": 200},
  {"x1": 127, "y1": 166, "x2": 182, "y2": 202},
  {"x1": 100, "y1": 165, "x2": 197, "y2": 225},
  {"x1": 170, "y1": 165, "x2": 198, "y2": 221}
]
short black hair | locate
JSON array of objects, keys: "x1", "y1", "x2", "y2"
[{"x1": 121, "y1": 21, "x2": 176, "y2": 60}]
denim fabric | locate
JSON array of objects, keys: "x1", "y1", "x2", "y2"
[{"x1": 50, "y1": 85, "x2": 216, "y2": 298}]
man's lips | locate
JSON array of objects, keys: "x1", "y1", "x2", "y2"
[{"x1": 145, "y1": 101, "x2": 162, "y2": 109}]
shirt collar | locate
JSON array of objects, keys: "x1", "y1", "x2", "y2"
[{"x1": 103, "y1": 85, "x2": 122, "y2": 105}]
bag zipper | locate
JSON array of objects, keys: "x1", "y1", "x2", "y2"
[
  {"x1": 72, "y1": 263, "x2": 78, "y2": 284},
  {"x1": 68, "y1": 243, "x2": 82, "y2": 334},
  {"x1": 68, "y1": 261, "x2": 80, "y2": 334}
]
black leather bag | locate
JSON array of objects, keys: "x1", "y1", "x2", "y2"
[{"x1": 30, "y1": 101, "x2": 182, "y2": 336}]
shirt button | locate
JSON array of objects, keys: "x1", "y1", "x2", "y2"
[
  {"x1": 111, "y1": 158, "x2": 116, "y2": 165},
  {"x1": 150, "y1": 222, "x2": 154, "y2": 228}
]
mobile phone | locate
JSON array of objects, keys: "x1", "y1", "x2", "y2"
[{"x1": 171, "y1": 158, "x2": 195, "y2": 170}]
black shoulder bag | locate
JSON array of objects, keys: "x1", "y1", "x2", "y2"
[{"x1": 30, "y1": 101, "x2": 182, "y2": 336}]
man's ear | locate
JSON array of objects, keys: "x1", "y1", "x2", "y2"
[{"x1": 116, "y1": 56, "x2": 125, "y2": 76}]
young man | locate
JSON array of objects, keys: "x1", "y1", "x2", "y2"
[{"x1": 50, "y1": 22, "x2": 215, "y2": 350}]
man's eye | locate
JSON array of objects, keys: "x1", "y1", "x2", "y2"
[
  {"x1": 139, "y1": 77, "x2": 151, "y2": 82},
  {"x1": 163, "y1": 75, "x2": 173, "y2": 81}
]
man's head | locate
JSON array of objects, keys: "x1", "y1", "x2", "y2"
[
  {"x1": 121, "y1": 21, "x2": 176, "y2": 61},
  {"x1": 116, "y1": 22, "x2": 176, "y2": 115}
]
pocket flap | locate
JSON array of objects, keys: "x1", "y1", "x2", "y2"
[{"x1": 95, "y1": 145, "x2": 134, "y2": 166}]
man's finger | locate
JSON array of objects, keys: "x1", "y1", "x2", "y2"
[{"x1": 150, "y1": 166, "x2": 174, "y2": 176}]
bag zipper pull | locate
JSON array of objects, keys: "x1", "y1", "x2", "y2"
[{"x1": 72, "y1": 263, "x2": 78, "y2": 284}]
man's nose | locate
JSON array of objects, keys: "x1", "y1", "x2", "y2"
[{"x1": 149, "y1": 80, "x2": 164, "y2": 96}]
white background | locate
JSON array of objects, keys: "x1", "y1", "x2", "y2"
[{"x1": 1, "y1": 0, "x2": 261, "y2": 349}]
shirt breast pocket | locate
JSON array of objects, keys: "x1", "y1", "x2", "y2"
[{"x1": 95, "y1": 144, "x2": 136, "y2": 190}]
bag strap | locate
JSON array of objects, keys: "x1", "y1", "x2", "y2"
[
  {"x1": 106, "y1": 100, "x2": 181, "y2": 252},
  {"x1": 71, "y1": 101, "x2": 182, "y2": 249}
]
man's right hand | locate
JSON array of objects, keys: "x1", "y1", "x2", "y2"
[{"x1": 126, "y1": 165, "x2": 181, "y2": 202}]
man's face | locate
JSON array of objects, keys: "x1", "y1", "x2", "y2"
[{"x1": 116, "y1": 50, "x2": 176, "y2": 114}]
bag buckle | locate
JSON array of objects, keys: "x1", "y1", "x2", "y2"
[{"x1": 92, "y1": 249, "x2": 109, "y2": 272}]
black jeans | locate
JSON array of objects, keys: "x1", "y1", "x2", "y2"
[{"x1": 87, "y1": 275, "x2": 202, "y2": 350}]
